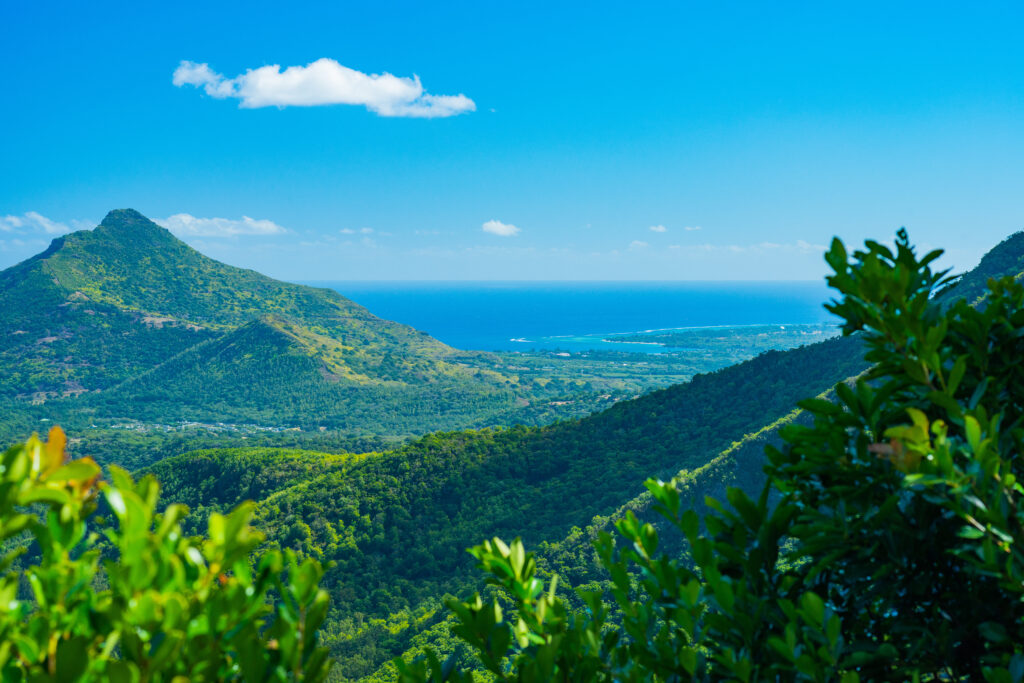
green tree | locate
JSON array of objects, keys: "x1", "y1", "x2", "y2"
[
  {"x1": 400, "y1": 230, "x2": 1024, "y2": 681},
  {"x1": 0, "y1": 427, "x2": 333, "y2": 681}
]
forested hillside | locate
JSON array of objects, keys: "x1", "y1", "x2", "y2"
[
  {"x1": 0, "y1": 209, "x2": 588, "y2": 438},
  {"x1": 151, "y1": 333, "x2": 868, "y2": 677},
  {"x1": 936, "y1": 230, "x2": 1024, "y2": 304},
  {"x1": 4, "y1": 209, "x2": 838, "y2": 448},
  {"x1": 374, "y1": 232, "x2": 1024, "y2": 680},
  {"x1": 388, "y1": 233, "x2": 1024, "y2": 682},
  {"x1": 145, "y1": 228, "x2": 1024, "y2": 679}
]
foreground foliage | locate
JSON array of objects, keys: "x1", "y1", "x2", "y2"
[
  {"x1": 400, "y1": 230, "x2": 1024, "y2": 681},
  {"x1": 0, "y1": 428, "x2": 332, "y2": 681}
]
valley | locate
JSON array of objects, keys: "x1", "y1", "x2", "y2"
[{"x1": 4, "y1": 211, "x2": 1024, "y2": 680}]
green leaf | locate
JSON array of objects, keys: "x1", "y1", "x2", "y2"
[
  {"x1": 56, "y1": 636, "x2": 90, "y2": 683},
  {"x1": 797, "y1": 397, "x2": 841, "y2": 415},
  {"x1": 799, "y1": 591, "x2": 825, "y2": 627},
  {"x1": 18, "y1": 486, "x2": 70, "y2": 506},
  {"x1": 965, "y1": 415, "x2": 982, "y2": 452},
  {"x1": 980, "y1": 621, "x2": 1009, "y2": 644},
  {"x1": 47, "y1": 460, "x2": 100, "y2": 484}
]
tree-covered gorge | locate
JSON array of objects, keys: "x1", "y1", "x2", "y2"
[{"x1": 145, "y1": 326, "x2": 869, "y2": 677}]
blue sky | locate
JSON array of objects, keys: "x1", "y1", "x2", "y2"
[{"x1": 2, "y1": 1, "x2": 1023, "y2": 280}]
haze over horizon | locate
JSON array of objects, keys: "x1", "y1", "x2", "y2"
[{"x1": 3, "y1": 1, "x2": 1023, "y2": 280}]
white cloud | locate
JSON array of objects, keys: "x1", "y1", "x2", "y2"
[
  {"x1": 649, "y1": 224, "x2": 667, "y2": 233},
  {"x1": 684, "y1": 226, "x2": 702, "y2": 231},
  {"x1": 796, "y1": 239, "x2": 827, "y2": 252},
  {"x1": 482, "y1": 219, "x2": 520, "y2": 237},
  {"x1": 171, "y1": 62, "x2": 236, "y2": 97},
  {"x1": 629, "y1": 240, "x2": 649, "y2": 249},
  {"x1": 360, "y1": 227, "x2": 374, "y2": 234},
  {"x1": 173, "y1": 58, "x2": 475, "y2": 118},
  {"x1": 155, "y1": 213, "x2": 288, "y2": 237},
  {"x1": 755, "y1": 240, "x2": 827, "y2": 253},
  {"x1": 664, "y1": 240, "x2": 828, "y2": 255},
  {"x1": 1, "y1": 211, "x2": 73, "y2": 235},
  {"x1": 26, "y1": 211, "x2": 71, "y2": 234}
]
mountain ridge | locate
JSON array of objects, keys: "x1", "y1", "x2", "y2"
[
  {"x1": 142, "y1": 228, "x2": 1024, "y2": 678},
  {"x1": 936, "y1": 229, "x2": 1024, "y2": 304}
]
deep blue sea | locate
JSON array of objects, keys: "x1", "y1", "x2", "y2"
[{"x1": 302, "y1": 281, "x2": 838, "y2": 354}]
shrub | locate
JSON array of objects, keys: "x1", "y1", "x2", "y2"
[{"x1": 0, "y1": 427, "x2": 333, "y2": 681}]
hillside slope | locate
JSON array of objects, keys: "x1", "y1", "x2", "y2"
[
  {"x1": 936, "y1": 230, "x2": 1024, "y2": 304},
  {"x1": 0, "y1": 209, "x2": 534, "y2": 434},
  {"x1": 92, "y1": 315, "x2": 520, "y2": 431},
  {"x1": 153, "y1": 333, "x2": 869, "y2": 678},
  {"x1": 152, "y1": 230, "x2": 1024, "y2": 679}
]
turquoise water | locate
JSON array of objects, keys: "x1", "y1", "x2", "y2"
[{"x1": 303, "y1": 281, "x2": 838, "y2": 353}]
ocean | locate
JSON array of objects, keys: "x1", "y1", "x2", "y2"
[{"x1": 303, "y1": 281, "x2": 838, "y2": 354}]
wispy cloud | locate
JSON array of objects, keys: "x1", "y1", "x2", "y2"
[
  {"x1": 173, "y1": 58, "x2": 475, "y2": 118},
  {"x1": 1, "y1": 211, "x2": 74, "y2": 235},
  {"x1": 629, "y1": 240, "x2": 649, "y2": 249},
  {"x1": 649, "y1": 224, "x2": 667, "y2": 233},
  {"x1": 795, "y1": 239, "x2": 827, "y2": 252},
  {"x1": 684, "y1": 226, "x2": 702, "y2": 231},
  {"x1": 665, "y1": 240, "x2": 827, "y2": 254},
  {"x1": 155, "y1": 213, "x2": 288, "y2": 237},
  {"x1": 482, "y1": 219, "x2": 520, "y2": 237}
]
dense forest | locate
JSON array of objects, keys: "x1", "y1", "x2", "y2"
[{"x1": 146, "y1": 332, "x2": 869, "y2": 677}]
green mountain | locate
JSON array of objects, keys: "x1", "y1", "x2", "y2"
[
  {"x1": 0, "y1": 209, "x2": 542, "y2": 435},
  {"x1": 935, "y1": 230, "x2": 1024, "y2": 304},
  {"x1": 148, "y1": 230, "x2": 1024, "y2": 680}
]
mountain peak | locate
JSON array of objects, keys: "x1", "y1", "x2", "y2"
[{"x1": 95, "y1": 209, "x2": 177, "y2": 246}]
